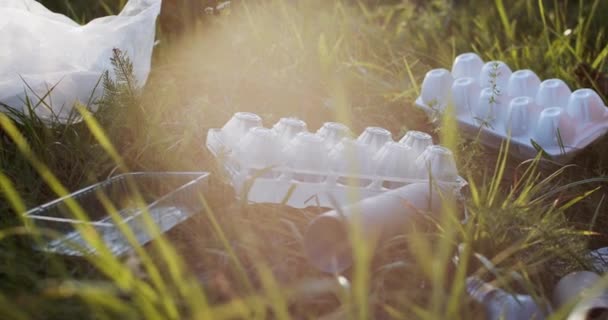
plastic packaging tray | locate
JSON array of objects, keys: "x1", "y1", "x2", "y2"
[
  {"x1": 23, "y1": 172, "x2": 209, "y2": 256},
  {"x1": 415, "y1": 52, "x2": 608, "y2": 163},
  {"x1": 206, "y1": 112, "x2": 466, "y2": 209}
]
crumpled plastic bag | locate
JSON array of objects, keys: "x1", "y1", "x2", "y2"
[{"x1": 0, "y1": 0, "x2": 161, "y2": 122}]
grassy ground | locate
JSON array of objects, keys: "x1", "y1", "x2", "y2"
[{"x1": 1, "y1": 0, "x2": 608, "y2": 319}]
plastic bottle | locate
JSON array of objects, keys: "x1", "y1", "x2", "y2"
[
  {"x1": 466, "y1": 276, "x2": 547, "y2": 320},
  {"x1": 553, "y1": 271, "x2": 608, "y2": 320}
]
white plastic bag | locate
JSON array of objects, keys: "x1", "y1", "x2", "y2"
[{"x1": 0, "y1": 0, "x2": 161, "y2": 122}]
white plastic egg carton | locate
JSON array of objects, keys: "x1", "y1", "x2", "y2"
[
  {"x1": 415, "y1": 52, "x2": 608, "y2": 162},
  {"x1": 205, "y1": 112, "x2": 466, "y2": 209}
]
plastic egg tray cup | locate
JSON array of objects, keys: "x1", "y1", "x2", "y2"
[
  {"x1": 416, "y1": 52, "x2": 608, "y2": 162},
  {"x1": 206, "y1": 112, "x2": 466, "y2": 209}
]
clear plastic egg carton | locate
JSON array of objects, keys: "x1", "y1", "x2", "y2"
[
  {"x1": 206, "y1": 112, "x2": 467, "y2": 209},
  {"x1": 415, "y1": 52, "x2": 608, "y2": 163}
]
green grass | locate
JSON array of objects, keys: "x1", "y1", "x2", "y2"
[{"x1": 1, "y1": 0, "x2": 608, "y2": 319}]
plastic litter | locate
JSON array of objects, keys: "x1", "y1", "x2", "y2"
[
  {"x1": 206, "y1": 112, "x2": 466, "y2": 209},
  {"x1": 553, "y1": 271, "x2": 608, "y2": 320},
  {"x1": 0, "y1": 0, "x2": 161, "y2": 122},
  {"x1": 466, "y1": 276, "x2": 547, "y2": 320},
  {"x1": 23, "y1": 172, "x2": 209, "y2": 256},
  {"x1": 303, "y1": 182, "x2": 448, "y2": 273},
  {"x1": 590, "y1": 247, "x2": 608, "y2": 273},
  {"x1": 416, "y1": 52, "x2": 608, "y2": 163}
]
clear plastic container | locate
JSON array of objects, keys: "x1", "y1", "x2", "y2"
[{"x1": 23, "y1": 172, "x2": 210, "y2": 256}]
